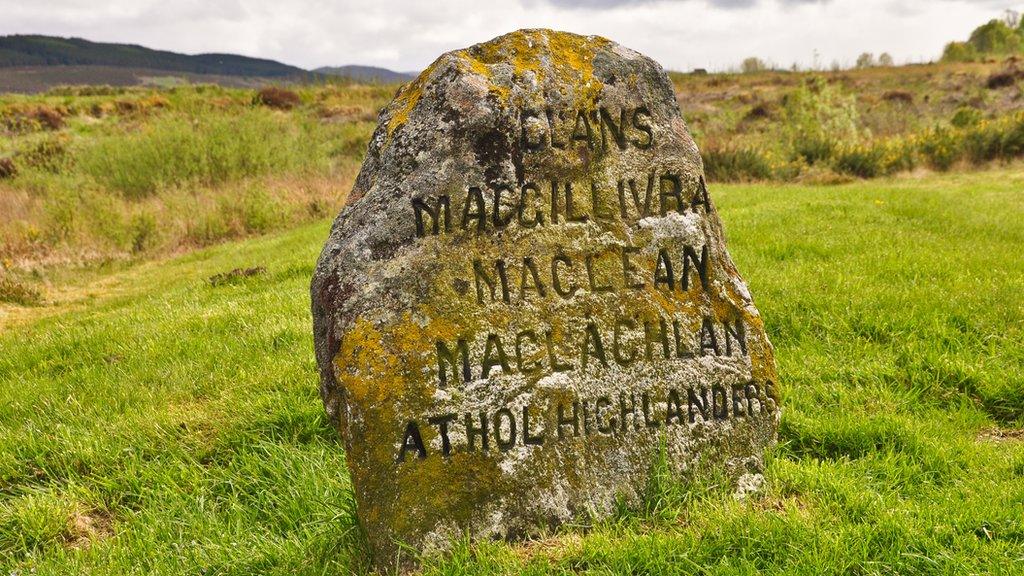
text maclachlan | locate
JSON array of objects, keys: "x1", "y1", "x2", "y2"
[{"x1": 434, "y1": 315, "x2": 747, "y2": 387}]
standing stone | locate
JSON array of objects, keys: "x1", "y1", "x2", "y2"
[{"x1": 312, "y1": 29, "x2": 779, "y2": 569}]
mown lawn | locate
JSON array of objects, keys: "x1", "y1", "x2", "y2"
[{"x1": 1, "y1": 168, "x2": 1023, "y2": 574}]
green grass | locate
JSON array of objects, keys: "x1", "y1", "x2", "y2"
[{"x1": 2, "y1": 168, "x2": 1023, "y2": 574}]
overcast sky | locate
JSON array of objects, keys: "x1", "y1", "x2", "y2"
[{"x1": 2, "y1": 0, "x2": 1022, "y2": 72}]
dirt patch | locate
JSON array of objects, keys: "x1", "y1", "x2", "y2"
[
  {"x1": 977, "y1": 428, "x2": 1024, "y2": 442},
  {"x1": 63, "y1": 508, "x2": 114, "y2": 549},
  {"x1": 511, "y1": 533, "x2": 584, "y2": 563},
  {"x1": 207, "y1": 266, "x2": 267, "y2": 286}
]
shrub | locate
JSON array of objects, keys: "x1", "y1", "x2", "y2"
[
  {"x1": 253, "y1": 86, "x2": 301, "y2": 110},
  {"x1": 19, "y1": 137, "x2": 69, "y2": 173},
  {"x1": 742, "y1": 103, "x2": 772, "y2": 121},
  {"x1": 32, "y1": 106, "x2": 65, "y2": 130},
  {"x1": 882, "y1": 90, "x2": 914, "y2": 104},
  {"x1": 918, "y1": 126, "x2": 961, "y2": 171},
  {"x1": 781, "y1": 77, "x2": 863, "y2": 165},
  {"x1": 951, "y1": 107, "x2": 983, "y2": 128},
  {"x1": 879, "y1": 139, "x2": 917, "y2": 173},
  {"x1": 962, "y1": 112, "x2": 1024, "y2": 163},
  {"x1": 701, "y1": 147, "x2": 772, "y2": 182},
  {"x1": 834, "y1": 145, "x2": 885, "y2": 178},
  {"x1": 855, "y1": 53, "x2": 876, "y2": 69},
  {"x1": 0, "y1": 157, "x2": 16, "y2": 179},
  {"x1": 878, "y1": 53, "x2": 895, "y2": 66},
  {"x1": 942, "y1": 41, "x2": 977, "y2": 62},
  {"x1": 986, "y1": 72, "x2": 1018, "y2": 89},
  {"x1": 740, "y1": 57, "x2": 768, "y2": 74}
]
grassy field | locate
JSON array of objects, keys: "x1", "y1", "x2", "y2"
[
  {"x1": 2, "y1": 56, "x2": 1023, "y2": 300},
  {"x1": 2, "y1": 168, "x2": 1022, "y2": 574}
]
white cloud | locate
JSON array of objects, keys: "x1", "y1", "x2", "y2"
[{"x1": 0, "y1": 0, "x2": 1020, "y2": 72}]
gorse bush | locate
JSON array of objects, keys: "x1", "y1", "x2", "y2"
[
  {"x1": 79, "y1": 109, "x2": 326, "y2": 199},
  {"x1": 917, "y1": 126, "x2": 961, "y2": 171}
]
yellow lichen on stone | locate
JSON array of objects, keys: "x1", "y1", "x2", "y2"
[
  {"x1": 334, "y1": 317, "x2": 402, "y2": 403},
  {"x1": 469, "y1": 29, "x2": 611, "y2": 105},
  {"x1": 384, "y1": 29, "x2": 611, "y2": 142},
  {"x1": 385, "y1": 56, "x2": 445, "y2": 140}
]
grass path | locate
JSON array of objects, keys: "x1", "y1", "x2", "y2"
[{"x1": 1, "y1": 169, "x2": 1023, "y2": 574}]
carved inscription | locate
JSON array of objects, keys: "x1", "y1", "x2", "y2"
[
  {"x1": 412, "y1": 173, "x2": 710, "y2": 238},
  {"x1": 393, "y1": 106, "x2": 770, "y2": 462},
  {"x1": 398, "y1": 380, "x2": 775, "y2": 461}
]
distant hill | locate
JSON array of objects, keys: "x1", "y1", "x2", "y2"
[
  {"x1": 314, "y1": 65, "x2": 415, "y2": 83},
  {"x1": 0, "y1": 35, "x2": 309, "y2": 77}
]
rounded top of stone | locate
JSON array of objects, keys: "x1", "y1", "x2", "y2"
[{"x1": 381, "y1": 28, "x2": 664, "y2": 141}]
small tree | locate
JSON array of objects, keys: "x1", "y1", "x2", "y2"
[
  {"x1": 782, "y1": 76, "x2": 863, "y2": 165},
  {"x1": 1003, "y1": 9, "x2": 1020, "y2": 29},
  {"x1": 942, "y1": 41, "x2": 977, "y2": 62},
  {"x1": 968, "y1": 19, "x2": 1021, "y2": 55},
  {"x1": 741, "y1": 57, "x2": 768, "y2": 73},
  {"x1": 879, "y1": 53, "x2": 894, "y2": 66},
  {"x1": 855, "y1": 52, "x2": 876, "y2": 68}
]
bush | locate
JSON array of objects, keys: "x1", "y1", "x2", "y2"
[
  {"x1": 782, "y1": 77, "x2": 863, "y2": 165},
  {"x1": 19, "y1": 137, "x2": 69, "y2": 173},
  {"x1": 740, "y1": 57, "x2": 768, "y2": 74},
  {"x1": 702, "y1": 147, "x2": 772, "y2": 181},
  {"x1": 986, "y1": 72, "x2": 1019, "y2": 89},
  {"x1": 882, "y1": 91, "x2": 914, "y2": 104},
  {"x1": 0, "y1": 157, "x2": 16, "y2": 179},
  {"x1": 32, "y1": 106, "x2": 65, "y2": 130},
  {"x1": 918, "y1": 126, "x2": 961, "y2": 171},
  {"x1": 951, "y1": 107, "x2": 983, "y2": 128},
  {"x1": 253, "y1": 86, "x2": 301, "y2": 110},
  {"x1": 834, "y1": 146, "x2": 885, "y2": 178},
  {"x1": 855, "y1": 53, "x2": 876, "y2": 69},
  {"x1": 942, "y1": 41, "x2": 978, "y2": 62},
  {"x1": 961, "y1": 112, "x2": 1024, "y2": 163}
]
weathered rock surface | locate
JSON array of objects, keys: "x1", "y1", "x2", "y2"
[{"x1": 311, "y1": 29, "x2": 779, "y2": 570}]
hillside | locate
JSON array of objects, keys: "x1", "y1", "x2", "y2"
[
  {"x1": 314, "y1": 65, "x2": 414, "y2": 83},
  {"x1": 0, "y1": 35, "x2": 327, "y2": 93},
  {"x1": 0, "y1": 35, "x2": 307, "y2": 77}
]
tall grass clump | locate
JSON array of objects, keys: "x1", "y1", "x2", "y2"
[
  {"x1": 701, "y1": 146, "x2": 773, "y2": 181},
  {"x1": 78, "y1": 108, "x2": 326, "y2": 199}
]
